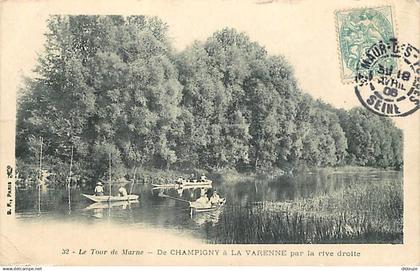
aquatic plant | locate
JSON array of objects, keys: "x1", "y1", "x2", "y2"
[{"x1": 208, "y1": 179, "x2": 402, "y2": 244}]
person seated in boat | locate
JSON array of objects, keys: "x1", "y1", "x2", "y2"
[
  {"x1": 200, "y1": 188, "x2": 207, "y2": 196},
  {"x1": 176, "y1": 177, "x2": 183, "y2": 184},
  {"x1": 177, "y1": 188, "x2": 183, "y2": 197},
  {"x1": 94, "y1": 182, "x2": 104, "y2": 196},
  {"x1": 195, "y1": 193, "x2": 211, "y2": 208},
  {"x1": 118, "y1": 186, "x2": 128, "y2": 197},
  {"x1": 210, "y1": 190, "x2": 223, "y2": 206},
  {"x1": 200, "y1": 173, "x2": 207, "y2": 181}
]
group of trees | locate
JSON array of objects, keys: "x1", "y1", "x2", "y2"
[{"x1": 16, "y1": 15, "x2": 403, "y2": 182}]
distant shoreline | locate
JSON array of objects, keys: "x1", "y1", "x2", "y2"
[{"x1": 14, "y1": 163, "x2": 402, "y2": 188}]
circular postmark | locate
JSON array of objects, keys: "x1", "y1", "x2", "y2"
[{"x1": 354, "y1": 38, "x2": 419, "y2": 117}]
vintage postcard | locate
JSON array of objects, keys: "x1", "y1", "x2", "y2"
[{"x1": 0, "y1": 0, "x2": 418, "y2": 267}]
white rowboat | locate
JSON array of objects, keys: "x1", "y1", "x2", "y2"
[
  {"x1": 189, "y1": 198, "x2": 226, "y2": 214},
  {"x1": 180, "y1": 180, "x2": 212, "y2": 186}
]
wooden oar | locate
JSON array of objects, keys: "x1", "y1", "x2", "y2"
[{"x1": 160, "y1": 193, "x2": 226, "y2": 217}]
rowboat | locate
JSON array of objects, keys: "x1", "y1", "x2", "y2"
[
  {"x1": 151, "y1": 183, "x2": 180, "y2": 189},
  {"x1": 83, "y1": 153, "x2": 139, "y2": 203},
  {"x1": 181, "y1": 183, "x2": 212, "y2": 189},
  {"x1": 158, "y1": 193, "x2": 226, "y2": 214},
  {"x1": 181, "y1": 179, "x2": 212, "y2": 186},
  {"x1": 82, "y1": 194, "x2": 139, "y2": 203},
  {"x1": 152, "y1": 181, "x2": 212, "y2": 189},
  {"x1": 189, "y1": 198, "x2": 226, "y2": 214}
]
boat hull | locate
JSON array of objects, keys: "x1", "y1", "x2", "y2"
[
  {"x1": 152, "y1": 183, "x2": 212, "y2": 189},
  {"x1": 190, "y1": 198, "x2": 226, "y2": 214},
  {"x1": 82, "y1": 194, "x2": 139, "y2": 203},
  {"x1": 84, "y1": 200, "x2": 139, "y2": 210},
  {"x1": 182, "y1": 180, "x2": 212, "y2": 186},
  {"x1": 152, "y1": 183, "x2": 180, "y2": 188}
]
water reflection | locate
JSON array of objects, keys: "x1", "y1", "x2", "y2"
[
  {"x1": 83, "y1": 200, "x2": 139, "y2": 211},
  {"x1": 83, "y1": 200, "x2": 139, "y2": 220},
  {"x1": 192, "y1": 208, "x2": 224, "y2": 226},
  {"x1": 15, "y1": 170, "x2": 402, "y2": 243}
]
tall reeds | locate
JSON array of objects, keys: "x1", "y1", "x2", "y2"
[{"x1": 209, "y1": 180, "x2": 402, "y2": 244}]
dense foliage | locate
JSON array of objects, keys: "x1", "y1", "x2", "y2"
[{"x1": 16, "y1": 15, "x2": 403, "y2": 182}]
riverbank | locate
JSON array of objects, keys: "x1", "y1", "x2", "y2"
[
  {"x1": 138, "y1": 165, "x2": 399, "y2": 183},
  {"x1": 15, "y1": 161, "x2": 402, "y2": 187},
  {"x1": 308, "y1": 165, "x2": 401, "y2": 174}
]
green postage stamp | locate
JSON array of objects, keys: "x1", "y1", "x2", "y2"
[{"x1": 335, "y1": 6, "x2": 396, "y2": 81}]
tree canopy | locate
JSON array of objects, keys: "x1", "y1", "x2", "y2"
[{"x1": 16, "y1": 15, "x2": 403, "y2": 182}]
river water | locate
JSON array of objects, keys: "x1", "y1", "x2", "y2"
[{"x1": 15, "y1": 169, "x2": 402, "y2": 244}]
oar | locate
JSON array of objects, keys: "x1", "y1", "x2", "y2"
[
  {"x1": 159, "y1": 193, "x2": 191, "y2": 204},
  {"x1": 160, "y1": 194, "x2": 194, "y2": 217}
]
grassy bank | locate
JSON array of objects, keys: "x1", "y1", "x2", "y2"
[
  {"x1": 209, "y1": 179, "x2": 403, "y2": 244},
  {"x1": 209, "y1": 165, "x2": 400, "y2": 184},
  {"x1": 307, "y1": 165, "x2": 400, "y2": 174}
]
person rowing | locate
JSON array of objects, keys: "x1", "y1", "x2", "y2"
[
  {"x1": 118, "y1": 186, "x2": 128, "y2": 197},
  {"x1": 200, "y1": 173, "x2": 207, "y2": 182},
  {"x1": 194, "y1": 192, "x2": 211, "y2": 208},
  {"x1": 209, "y1": 190, "x2": 223, "y2": 206}
]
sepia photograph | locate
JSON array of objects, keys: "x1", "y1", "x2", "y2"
[{"x1": 0, "y1": 0, "x2": 418, "y2": 267}]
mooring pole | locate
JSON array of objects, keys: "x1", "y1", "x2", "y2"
[
  {"x1": 109, "y1": 153, "x2": 112, "y2": 199},
  {"x1": 38, "y1": 137, "x2": 43, "y2": 215},
  {"x1": 68, "y1": 146, "x2": 73, "y2": 214}
]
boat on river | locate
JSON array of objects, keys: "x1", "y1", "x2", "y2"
[
  {"x1": 152, "y1": 178, "x2": 212, "y2": 188},
  {"x1": 151, "y1": 183, "x2": 212, "y2": 190},
  {"x1": 181, "y1": 179, "x2": 212, "y2": 187},
  {"x1": 83, "y1": 199, "x2": 139, "y2": 210},
  {"x1": 83, "y1": 153, "x2": 139, "y2": 203},
  {"x1": 189, "y1": 198, "x2": 226, "y2": 214},
  {"x1": 151, "y1": 183, "x2": 180, "y2": 189},
  {"x1": 158, "y1": 193, "x2": 226, "y2": 214},
  {"x1": 82, "y1": 194, "x2": 139, "y2": 203}
]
